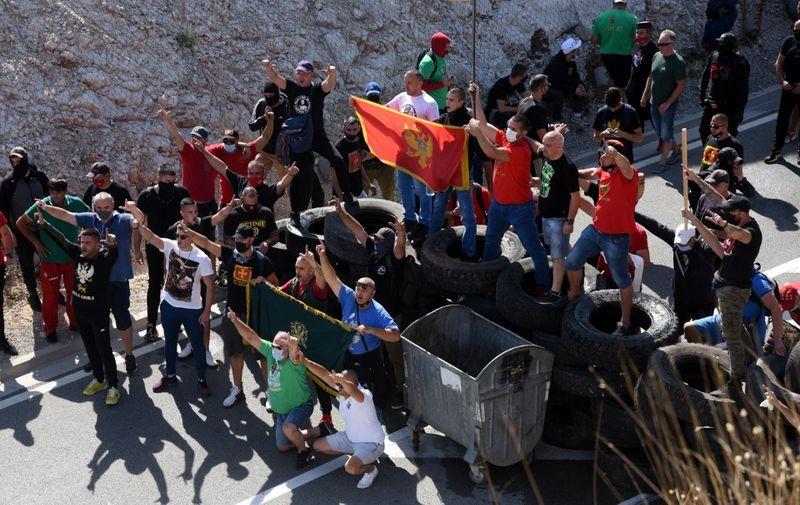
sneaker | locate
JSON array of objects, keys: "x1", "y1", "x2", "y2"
[
  {"x1": 666, "y1": 152, "x2": 681, "y2": 165},
  {"x1": 83, "y1": 379, "x2": 108, "y2": 396},
  {"x1": 540, "y1": 291, "x2": 564, "y2": 304},
  {"x1": 197, "y1": 379, "x2": 211, "y2": 397},
  {"x1": 787, "y1": 132, "x2": 797, "y2": 144},
  {"x1": 611, "y1": 323, "x2": 636, "y2": 336},
  {"x1": 177, "y1": 342, "x2": 193, "y2": 360},
  {"x1": 0, "y1": 337, "x2": 19, "y2": 356},
  {"x1": 357, "y1": 466, "x2": 379, "y2": 489},
  {"x1": 106, "y1": 386, "x2": 120, "y2": 406},
  {"x1": 205, "y1": 350, "x2": 217, "y2": 368},
  {"x1": 152, "y1": 374, "x2": 178, "y2": 392},
  {"x1": 764, "y1": 150, "x2": 781, "y2": 164},
  {"x1": 125, "y1": 354, "x2": 137, "y2": 374},
  {"x1": 143, "y1": 324, "x2": 159, "y2": 343},
  {"x1": 28, "y1": 294, "x2": 42, "y2": 312},
  {"x1": 296, "y1": 449, "x2": 314, "y2": 470},
  {"x1": 532, "y1": 286, "x2": 547, "y2": 299},
  {"x1": 45, "y1": 332, "x2": 58, "y2": 344},
  {"x1": 223, "y1": 386, "x2": 245, "y2": 408}
]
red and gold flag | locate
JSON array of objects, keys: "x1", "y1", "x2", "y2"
[{"x1": 352, "y1": 97, "x2": 470, "y2": 191}]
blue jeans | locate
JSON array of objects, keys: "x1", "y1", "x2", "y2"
[
  {"x1": 275, "y1": 400, "x2": 314, "y2": 447},
  {"x1": 651, "y1": 102, "x2": 677, "y2": 143},
  {"x1": 429, "y1": 187, "x2": 477, "y2": 258},
  {"x1": 160, "y1": 300, "x2": 206, "y2": 380},
  {"x1": 542, "y1": 217, "x2": 570, "y2": 259},
  {"x1": 565, "y1": 225, "x2": 632, "y2": 289},
  {"x1": 397, "y1": 171, "x2": 433, "y2": 226},
  {"x1": 483, "y1": 199, "x2": 550, "y2": 287}
]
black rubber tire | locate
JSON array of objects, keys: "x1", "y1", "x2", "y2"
[
  {"x1": 457, "y1": 294, "x2": 516, "y2": 329},
  {"x1": 542, "y1": 400, "x2": 596, "y2": 450},
  {"x1": 560, "y1": 290, "x2": 680, "y2": 372},
  {"x1": 285, "y1": 206, "x2": 332, "y2": 257},
  {"x1": 550, "y1": 363, "x2": 633, "y2": 399},
  {"x1": 495, "y1": 258, "x2": 568, "y2": 334},
  {"x1": 590, "y1": 398, "x2": 642, "y2": 449},
  {"x1": 421, "y1": 225, "x2": 524, "y2": 295},
  {"x1": 595, "y1": 444, "x2": 656, "y2": 498},
  {"x1": 267, "y1": 218, "x2": 294, "y2": 281},
  {"x1": 637, "y1": 344, "x2": 734, "y2": 425},
  {"x1": 323, "y1": 199, "x2": 404, "y2": 266},
  {"x1": 785, "y1": 339, "x2": 800, "y2": 391},
  {"x1": 526, "y1": 331, "x2": 583, "y2": 366}
]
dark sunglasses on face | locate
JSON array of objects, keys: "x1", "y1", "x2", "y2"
[
  {"x1": 355, "y1": 282, "x2": 373, "y2": 290},
  {"x1": 657, "y1": 42, "x2": 672, "y2": 47}
]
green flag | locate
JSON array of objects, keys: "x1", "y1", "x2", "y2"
[{"x1": 250, "y1": 282, "x2": 354, "y2": 372}]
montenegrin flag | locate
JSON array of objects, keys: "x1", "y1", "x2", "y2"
[{"x1": 352, "y1": 97, "x2": 470, "y2": 191}]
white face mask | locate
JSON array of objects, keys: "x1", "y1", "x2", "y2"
[
  {"x1": 223, "y1": 143, "x2": 237, "y2": 154},
  {"x1": 677, "y1": 244, "x2": 693, "y2": 253},
  {"x1": 505, "y1": 128, "x2": 518, "y2": 143},
  {"x1": 272, "y1": 348, "x2": 284, "y2": 361}
]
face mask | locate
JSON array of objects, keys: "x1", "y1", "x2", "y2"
[
  {"x1": 677, "y1": 244, "x2": 693, "y2": 253},
  {"x1": 243, "y1": 203, "x2": 256, "y2": 211},
  {"x1": 223, "y1": 143, "x2": 237, "y2": 154},
  {"x1": 92, "y1": 178, "x2": 104, "y2": 188},
  {"x1": 505, "y1": 128, "x2": 518, "y2": 142},
  {"x1": 158, "y1": 181, "x2": 175, "y2": 193},
  {"x1": 265, "y1": 94, "x2": 279, "y2": 106},
  {"x1": 235, "y1": 241, "x2": 250, "y2": 253},
  {"x1": 96, "y1": 210, "x2": 113, "y2": 221},
  {"x1": 247, "y1": 177, "x2": 264, "y2": 187},
  {"x1": 635, "y1": 35, "x2": 649, "y2": 45},
  {"x1": 366, "y1": 95, "x2": 381, "y2": 103},
  {"x1": 272, "y1": 348, "x2": 284, "y2": 361},
  {"x1": 345, "y1": 134, "x2": 358, "y2": 141}
]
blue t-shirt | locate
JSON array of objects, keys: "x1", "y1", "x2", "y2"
[
  {"x1": 338, "y1": 284, "x2": 398, "y2": 355},
  {"x1": 742, "y1": 273, "x2": 774, "y2": 344},
  {"x1": 74, "y1": 211, "x2": 134, "y2": 282}
]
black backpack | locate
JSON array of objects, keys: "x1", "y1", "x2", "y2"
[{"x1": 416, "y1": 49, "x2": 439, "y2": 80}]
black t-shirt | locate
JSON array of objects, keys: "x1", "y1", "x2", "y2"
[
  {"x1": 283, "y1": 80, "x2": 329, "y2": 134},
  {"x1": 522, "y1": 101, "x2": 551, "y2": 142},
  {"x1": 485, "y1": 76, "x2": 526, "y2": 116},
  {"x1": 699, "y1": 135, "x2": 744, "y2": 174},
  {"x1": 629, "y1": 42, "x2": 658, "y2": 91},
  {"x1": 224, "y1": 169, "x2": 280, "y2": 211},
  {"x1": 220, "y1": 245, "x2": 274, "y2": 317},
  {"x1": 223, "y1": 204, "x2": 278, "y2": 244},
  {"x1": 713, "y1": 218, "x2": 762, "y2": 289},
  {"x1": 538, "y1": 154, "x2": 579, "y2": 218},
  {"x1": 335, "y1": 136, "x2": 369, "y2": 196},
  {"x1": 592, "y1": 104, "x2": 641, "y2": 163},
  {"x1": 135, "y1": 184, "x2": 191, "y2": 237},
  {"x1": 83, "y1": 181, "x2": 132, "y2": 211},
  {"x1": 781, "y1": 36, "x2": 800, "y2": 84},
  {"x1": 366, "y1": 237, "x2": 403, "y2": 316}
]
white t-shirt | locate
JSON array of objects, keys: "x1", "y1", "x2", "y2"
[
  {"x1": 338, "y1": 386, "x2": 385, "y2": 444},
  {"x1": 385, "y1": 91, "x2": 440, "y2": 121},
  {"x1": 161, "y1": 240, "x2": 213, "y2": 310}
]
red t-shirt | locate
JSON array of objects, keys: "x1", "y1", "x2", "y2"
[
  {"x1": 208, "y1": 140, "x2": 258, "y2": 204},
  {"x1": 492, "y1": 130, "x2": 533, "y2": 205},
  {"x1": 593, "y1": 166, "x2": 638, "y2": 235},
  {"x1": 447, "y1": 184, "x2": 492, "y2": 225},
  {"x1": 179, "y1": 142, "x2": 218, "y2": 203},
  {"x1": 0, "y1": 211, "x2": 6, "y2": 265}
]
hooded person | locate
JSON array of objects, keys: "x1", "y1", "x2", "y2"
[
  {"x1": 0, "y1": 146, "x2": 49, "y2": 311},
  {"x1": 698, "y1": 32, "x2": 750, "y2": 140},
  {"x1": 419, "y1": 32, "x2": 453, "y2": 111},
  {"x1": 249, "y1": 82, "x2": 290, "y2": 178}
]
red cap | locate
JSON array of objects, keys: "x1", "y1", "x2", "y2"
[{"x1": 780, "y1": 282, "x2": 800, "y2": 312}]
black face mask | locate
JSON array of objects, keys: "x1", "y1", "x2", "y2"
[
  {"x1": 366, "y1": 95, "x2": 381, "y2": 104},
  {"x1": 718, "y1": 46, "x2": 733, "y2": 56},
  {"x1": 158, "y1": 181, "x2": 175, "y2": 193},
  {"x1": 265, "y1": 94, "x2": 280, "y2": 106},
  {"x1": 12, "y1": 163, "x2": 28, "y2": 178},
  {"x1": 235, "y1": 242, "x2": 250, "y2": 253},
  {"x1": 345, "y1": 134, "x2": 358, "y2": 141}
]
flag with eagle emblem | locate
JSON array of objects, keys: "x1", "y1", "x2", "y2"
[{"x1": 352, "y1": 97, "x2": 470, "y2": 191}]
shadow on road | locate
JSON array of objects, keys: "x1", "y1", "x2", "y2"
[{"x1": 0, "y1": 376, "x2": 41, "y2": 447}]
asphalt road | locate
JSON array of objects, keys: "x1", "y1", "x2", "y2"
[{"x1": 1, "y1": 106, "x2": 799, "y2": 505}]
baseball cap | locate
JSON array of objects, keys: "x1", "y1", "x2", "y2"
[
  {"x1": 613, "y1": 0, "x2": 627, "y2": 4},
  {"x1": 637, "y1": 20, "x2": 654, "y2": 30},
  {"x1": 87, "y1": 162, "x2": 111, "y2": 178},
  {"x1": 364, "y1": 82, "x2": 381, "y2": 96},
  {"x1": 674, "y1": 224, "x2": 696, "y2": 245},
  {"x1": 720, "y1": 194, "x2": 751, "y2": 213},
  {"x1": 296, "y1": 60, "x2": 314, "y2": 73},
  {"x1": 598, "y1": 139, "x2": 626, "y2": 153},
  {"x1": 190, "y1": 126, "x2": 209, "y2": 139},
  {"x1": 222, "y1": 129, "x2": 240, "y2": 142},
  {"x1": 780, "y1": 282, "x2": 800, "y2": 313},
  {"x1": 561, "y1": 38, "x2": 582, "y2": 54},
  {"x1": 234, "y1": 223, "x2": 255, "y2": 240},
  {"x1": 704, "y1": 169, "x2": 730, "y2": 185},
  {"x1": 716, "y1": 32, "x2": 737, "y2": 50},
  {"x1": 9, "y1": 146, "x2": 27, "y2": 159},
  {"x1": 716, "y1": 147, "x2": 738, "y2": 167}
]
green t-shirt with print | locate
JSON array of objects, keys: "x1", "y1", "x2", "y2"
[
  {"x1": 258, "y1": 341, "x2": 311, "y2": 415},
  {"x1": 25, "y1": 195, "x2": 89, "y2": 264},
  {"x1": 650, "y1": 52, "x2": 687, "y2": 105},
  {"x1": 591, "y1": 9, "x2": 638, "y2": 56}
]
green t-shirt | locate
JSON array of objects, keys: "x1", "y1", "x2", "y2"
[
  {"x1": 258, "y1": 341, "x2": 311, "y2": 415},
  {"x1": 418, "y1": 52, "x2": 447, "y2": 109},
  {"x1": 650, "y1": 52, "x2": 687, "y2": 105},
  {"x1": 24, "y1": 195, "x2": 88, "y2": 264},
  {"x1": 591, "y1": 9, "x2": 637, "y2": 55}
]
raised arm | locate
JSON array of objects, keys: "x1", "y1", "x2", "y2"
[
  {"x1": 635, "y1": 211, "x2": 675, "y2": 246},
  {"x1": 227, "y1": 309, "x2": 266, "y2": 349},
  {"x1": 315, "y1": 242, "x2": 343, "y2": 298},
  {"x1": 300, "y1": 247, "x2": 327, "y2": 292},
  {"x1": 465, "y1": 119, "x2": 510, "y2": 162},
  {"x1": 321, "y1": 65, "x2": 337, "y2": 94},
  {"x1": 276, "y1": 163, "x2": 299, "y2": 196},
  {"x1": 157, "y1": 108, "x2": 186, "y2": 152},
  {"x1": 683, "y1": 165, "x2": 725, "y2": 201},
  {"x1": 35, "y1": 200, "x2": 77, "y2": 226},
  {"x1": 293, "y1": 349, "x2": 338, "y2": 390},
  {"x1": 468, "y1": 82, "x2": 499, "y2": 139},
  {"x1": 181, "y1": 222, "x2": 222, "y2": 258},
  {"x1": 682, "y1": 209, "x2": 724, "y2": 258},
  {"x1": 252, "y1": 112, "x2": 275, "y2": 153},
  {"x1": 200, "y1": 144, "x2": 228, "y2": 177},
  {"x1": 121, "y1": 201, "x2": 164, "y2": 251},
  {"x1": 333, "y1": 198, "x2": 369, "y2": 245},
  {"x1": 330, "y1": 371, "x2": 365, "y2": 403},
  {"x1": 262, "y1": 59, "x2": 287, "y2": 90},
  {"x1": 390, "y1": 219, "x2": 406, "y2": 260},
  {"x1": 210, "y1": 198, "x2": 239, "y2": 227},
  {"x1": 605, "y1": 143, "x2": 633, "y2": 180}
]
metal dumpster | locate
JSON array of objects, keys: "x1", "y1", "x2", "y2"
[{"x1": 402, "y1": 305, "x2": 554, "y2": 483}]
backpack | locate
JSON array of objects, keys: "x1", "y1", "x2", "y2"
[
  {"x1": 416, "y1": 49, "x2": 439, "y2": 80},
  {"x1": 277, "y1": 113, "x2": 314, "y2": 164}
]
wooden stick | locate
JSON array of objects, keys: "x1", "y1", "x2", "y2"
[{"x1": 681, "y1": 127, "x2": 689, "y2": 228}]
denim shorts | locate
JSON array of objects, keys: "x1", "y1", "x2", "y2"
[
  {"x1": 275, "y1": 400, "x2": 314, "y2": 448},
  {"x1": 565, "y1": 225, "x2": 632, "y2": 288},
  {"x1": 325, "y1": 431, "x2": 385, "y2": 464},
  {"x1": 109, "y1": 281, "x2": 133, "y2": 331},
  {"x1": 651, "y1": 101, "x2": 677, "y2": 143},
  {"x1": 542, "y1": 217, "x2": 571, "y2": 259}
]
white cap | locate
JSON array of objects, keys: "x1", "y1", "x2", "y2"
[
  {"x1": 674, "y1": 224, "x2": 696, "y2": 245},
  {"x1": 561, "y1": 38, "x2": 582, "y2": 54}
]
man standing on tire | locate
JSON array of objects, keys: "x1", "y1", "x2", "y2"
[
  {"x1": 565, "y1": 141, "x2": 638, "y2": 336},
  {"x1": 765, "y1": 20, "x2": 800, "y2": 164},
  {"x1": 591, "y1": 0, "x2": 638, "y2": 88},
  {"x1": 682, "y1": 194, "x2": 762, "y2": 398},
  {"x1": 698, "y1": 33, "x2": 750, "y2": 141},
  {"x1": 465, "y1": 83, "x2": 551, "y2": 294}
]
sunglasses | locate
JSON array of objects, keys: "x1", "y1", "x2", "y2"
[
  {"x1": 657, "y1": 42, "x2": 672, "y2": 47},
  {"x1": 355, "y1": 282, "x2": 374, "y2": 290}
]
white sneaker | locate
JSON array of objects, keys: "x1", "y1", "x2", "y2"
[
  {"x1": 223, "y1": 386, "x2": 244, "y2": 408},
  {"x1": 357, "y1": 466, "x2": 379, "y2": 489},
  {"x1": 178, "y1": 342, "x2": 193, "y2": 359},
  {"x1": 205, "y1": 350, "x2": 216, "y2": 367}
]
